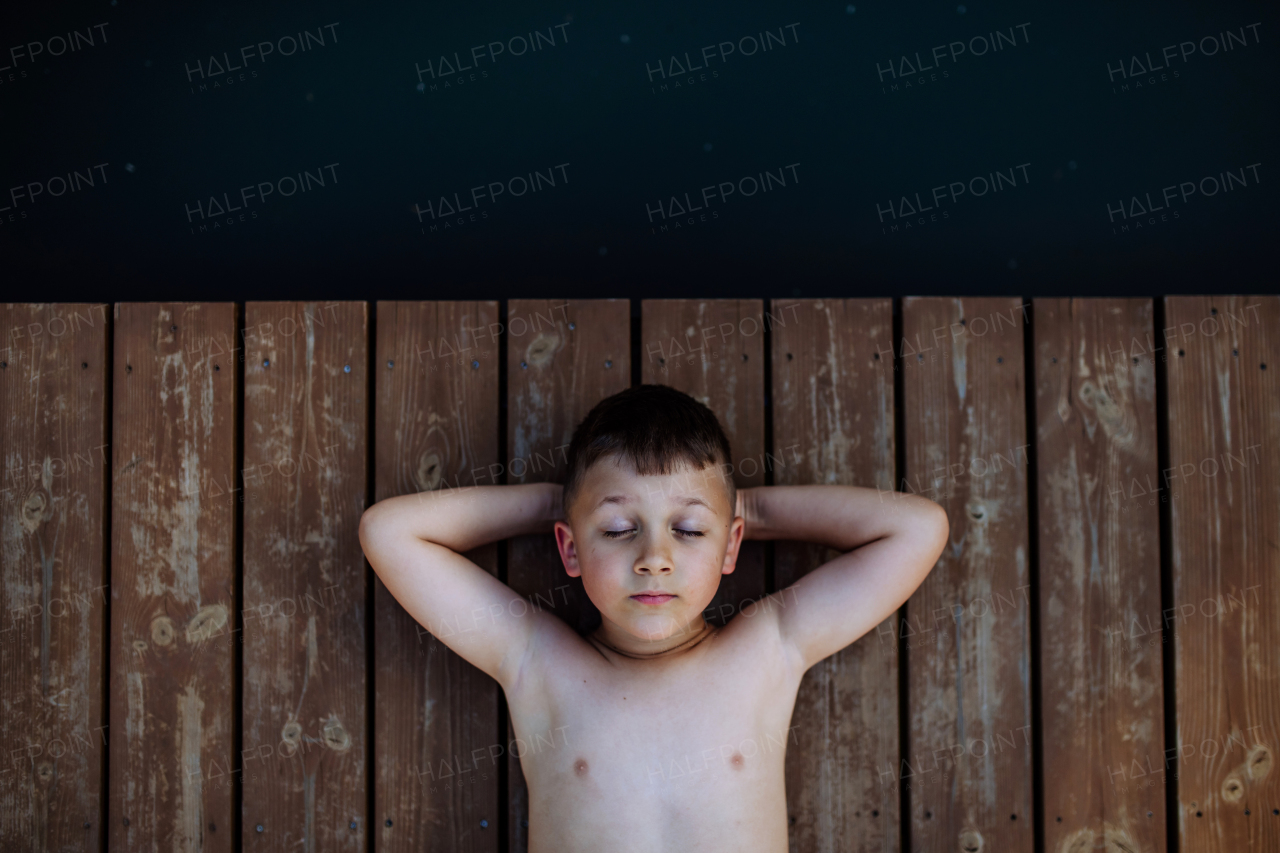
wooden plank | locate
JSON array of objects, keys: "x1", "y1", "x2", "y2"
[
  {"x1": 241, "y1": 302, "x2": 368, "y2": 851},
  {"x1": 373, "y1": 301, "x2": 501, "y2": 852},
  {"x1": 639, "y1": 299, "x2": 766, "y2": 626},
  {"x1": 505, "y1": 299, "x2": 630, "y2": 852},
  {"x1": 1164, "y1": 296, "x2": 1280, "y2": 853},
  {"x1": 770, "y1": 299, "x2": 899, "y2": 852},
  {"x1": 0, "y1": 304, "x2": 110, "y2": 852},
  {"x1": 109, "y1": 303, "x2": 237, "y2": 851},
  {"x1": 1032, "y1": 299, "x2": 1166, "y2": 853},
  {"x1": 901, "y1": 297, "x2": 1033, "y2": 853}
]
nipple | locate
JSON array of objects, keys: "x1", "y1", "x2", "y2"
[{"x1": 574, "y1": 758, "x2": 589, "y2": 776}]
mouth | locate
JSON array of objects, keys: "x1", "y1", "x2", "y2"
[{"x1": 630, "y1": 593, "x2": 676, "y2": 605}]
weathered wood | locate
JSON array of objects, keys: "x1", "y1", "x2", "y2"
[
  {"x1": 1032, "y1": 299, "x2": 1166, "y2": 853},
  {"x1": 373, "y1": 301, "x2": 501, "y2": 852},
  {"x1": 1164, "y1": 296, "x2": 1280, "y2": 853},
  {"x1": 770, "y1": 299, "x2": 899, "y2": 852},
  {"x1": 504, "y1": 299, "x2": 630, "y2": 853},
  {"x1": 109, "y1": 303, "x2": 237, "y2": 851},
  {"x1": 241, "y1": 302, "x2": 368, "y2": 851},
  {"x1": 901, "y1": 297, "x2": 1033, "y2": 853},
  {"x1": 0, "y1": 304, "x2": 109, "y2": 852},
  {"x1": 639, "y1": 299, "x2": 766, "y2": 626}
]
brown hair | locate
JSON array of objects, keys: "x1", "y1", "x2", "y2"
[{"x1": 561, "y1": 384, "x2": 734, "y2": 519}]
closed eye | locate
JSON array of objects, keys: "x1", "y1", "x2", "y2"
[{"x1": 600, "y1": 528, "x2": 705, "y2": 539}]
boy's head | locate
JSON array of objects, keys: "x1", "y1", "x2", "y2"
[{"x1": 553, "y1": 384, "x2": 744, "y2": 642}]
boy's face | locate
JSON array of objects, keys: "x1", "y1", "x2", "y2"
[{"x1": 553, "y1": 453, "x2": 744, "y2": 642}]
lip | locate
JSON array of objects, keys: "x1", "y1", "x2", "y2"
[{"x1": 630, "y1": 593, "x2": 676, "y2": 605}]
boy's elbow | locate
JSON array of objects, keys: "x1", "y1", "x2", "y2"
[
  {"x1": 359, "y1": 503, "x2": 387, "y2": 549},
  {"x1": 924, "y1": 501, "x2": 950, "y2": 556}
]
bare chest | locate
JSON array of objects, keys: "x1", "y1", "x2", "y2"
[{"x1": 506, "y1": 626, "x2": 800, "y2": 851}]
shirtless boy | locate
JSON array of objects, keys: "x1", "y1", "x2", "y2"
[{"x1": 359, "y1": 384, "x2": 949, "y2": 851}]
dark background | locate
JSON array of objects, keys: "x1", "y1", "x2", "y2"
[{"x1": 1, "y1": 0, "x2": 1274, "y2": 300}]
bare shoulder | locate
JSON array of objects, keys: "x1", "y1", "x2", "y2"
[
  {"x1": 505, "y1": 605, "x2": 604, "y2": 696},
  {"x1": 716, "y1": 589, "x2": 806, "y2": 683}
]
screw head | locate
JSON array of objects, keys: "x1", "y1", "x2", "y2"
[
  {"x1": 385, "y1": 819, "x2": 393, "y2": 827},
  {"x1": 604, "y1": 360, "x2": 612, "y2": 368},
  {"x1": 520, "y1": 361, "x2": 528, "y2": 369},
  {"x1": 263, "y1": 359, "x2": 270, "y2": 367},
  {"x1": 343, "y1": 364, "x2": 351, "y2": 373},
  {"x1": 568, "y1": 322, "x2": 575, "y2": 330},
  {"x1": 349, "y1": 821, "x2": 357, "y2": 830},
  {"x1": 472, "y1": 360, "x2": 479, "y2": 369},
  {"x1": 387, "y1": 360, "x2": 394, "y2": 368},
  {"x1": 480, "y1": 819, "x2": 488, "y2": 828},
  {"x1": 257, "y1": 824, "x2": 264, "y2": 832}
]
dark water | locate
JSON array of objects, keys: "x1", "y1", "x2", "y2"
[{"x1": 1, "y1": 0, "x2": 1274, "y2": 299}]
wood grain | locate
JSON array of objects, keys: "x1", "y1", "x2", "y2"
[
  {"x1": 504, "y1": 299, "x2": 630, "y2": 852},
  {"x1": 770, "y1": 299, "x2": 899, "y2": 852},
  {"x1": 0, "y1": 304, "x2": 109, "y2": 852},
  {"x1": 639, "y1": 299, "x2": 765, "y2": 627},
  {"x1": 1033, "y1": 299, "x2": 1166, "y2": 853},
  {"x1": 1164, "y1": 296, "x2": 1279, "y2": 853},
  {"x1": 901, "y1": 297, "x2": 1034, "y2": 853},
  {"x1": 109, "y1": 303, "x2": 237, "y2": 852},
  {"x1": 241, "y1": 302, "x2": 368, "y2": 851},
  {"x1": 373, "y1": 301, "x2": 501, "y2": 852}
]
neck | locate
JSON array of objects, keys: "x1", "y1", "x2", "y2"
[{"x1": 589, "y1": 616, "x2": 717, "y2": 660}]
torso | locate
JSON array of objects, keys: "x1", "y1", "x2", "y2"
[{"x1": 505, "y1": 604, "x2": 804, "y2": 852}]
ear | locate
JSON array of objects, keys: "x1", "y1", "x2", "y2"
[
  {"x1": 554, "y1": 521, "x2": 581, "y2": 578},
  {"x1": 720, "y1": 516, "x2": 745, "y2": 576}
]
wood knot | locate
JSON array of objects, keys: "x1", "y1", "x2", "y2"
[
  {"x1": 21, "y1": 491, "x2": 49, "y2": 533},
  {"x1": 322, "y1": 718, "x2": 351, "y2": 751},
  {"x1": 573, "y1": 758, "x2": 589, "y2": 776},
  {"x1": 417, "y1": 451, "x2": 443, "y2": 491},
  {"x1": 959, "y1": 829, "x2": 983, "y2": 852},
  {"x1": 1247, "y1": 744, "x2": 1272, "y2": 780},
  {"x1": 36, "y1": 762, "x2": 54, "y2": 784},
  {"x1": 186, "y1": 604, "x2": 227, "y2": 643},
  {"x1": 730, "y1": 752, "x2": 745, "y2": 769},
  {"x1": 150, "y1": 616, "x2": 176, "y2": 647},
  {"x1": 281, "y1": 720, "x2": 303, "y2": 752},
  {"x1": 1221, "y1": 775, "x2": 1244, "y2": 802},
  {"x1": 525, "y1": 333, "x2": 561, "y2": 368}
]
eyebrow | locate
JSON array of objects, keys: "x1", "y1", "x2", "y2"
[{"x1": 594, "y1": 494, "x2": 713, "y2": 511}]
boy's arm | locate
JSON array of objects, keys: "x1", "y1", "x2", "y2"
[
  {"x1": 358, "y1": 483, "x2": 563, "y2": 690},
  {"x1": 739, "y1": 485, "x2": 949, "y2": 676}
]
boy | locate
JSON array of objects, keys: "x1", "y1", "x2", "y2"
[{"x1": 360, "y1": 384, "x2": 949, "y2": 851}]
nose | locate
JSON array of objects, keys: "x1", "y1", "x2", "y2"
[{"x1": 634, "y1": 529, "x2": 674, "y2": 575}]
